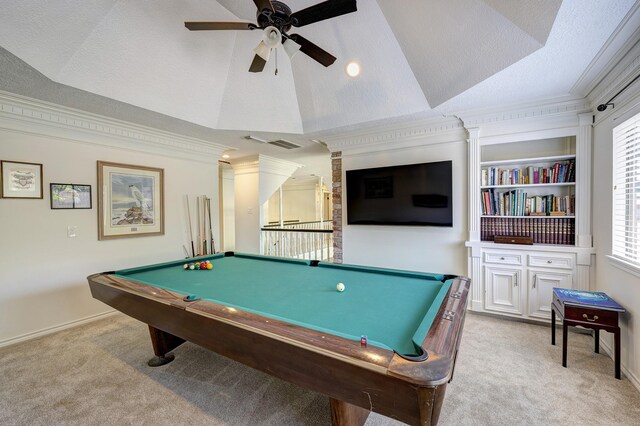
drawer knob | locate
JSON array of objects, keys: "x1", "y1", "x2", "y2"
[
  {"x1": 582, "y1": 313, "x2": 599, "y2": 322},
  {"x1": 500, "y1": 257, "x2": 505, "y2": 260},
  {"x1": 547, "y1": 260, "x2": 553, "y2": 264}
]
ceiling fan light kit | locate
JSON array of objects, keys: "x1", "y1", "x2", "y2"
[{"x1": 185, "y1": 0, "x2": 357, "y2": 73}]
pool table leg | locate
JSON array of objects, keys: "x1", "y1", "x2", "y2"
[
  {"x1": 329, "y1": 398, "x2": 369, "y2": 426},
  {"x1": 147, "y1": 325, "x2": 185, "y2": 367}
]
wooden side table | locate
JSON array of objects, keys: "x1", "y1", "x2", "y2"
[{"x1": 550, "y1": 288, "x2": 624, "y2": 380}]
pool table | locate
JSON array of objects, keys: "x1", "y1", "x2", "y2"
[{"x1": 88, "y1": 252, "x2": 470, "y2": 426}]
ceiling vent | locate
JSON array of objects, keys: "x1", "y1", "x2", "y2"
[
  {"x1": 243, "y1": 135, "x2": 267, "y2": 143},
  {"x1": 267, "y1": 139, "x2": 302, "y2": 149}
]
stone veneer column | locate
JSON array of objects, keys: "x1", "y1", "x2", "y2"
[{"x1": 331, "y1": 151, "x2": 343, "y2": 263}]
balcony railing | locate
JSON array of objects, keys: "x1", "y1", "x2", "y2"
[{"x1": 261, "y1": 221, "x2": 333, "y2": 261}]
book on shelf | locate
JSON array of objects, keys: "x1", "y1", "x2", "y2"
[
  {"x1": 553, "y1": 288, "x2": 625, "y2": 312},
  {"x1": 482, "y1": 159, "x2": 575, "y2": 186},
  {"x1": 480, "y1": 217, "x2": 575, "y2": 245}
]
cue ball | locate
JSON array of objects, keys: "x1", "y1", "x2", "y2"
[{"x1": 336, "y1": 283, "x2": 345, "y2": 292}]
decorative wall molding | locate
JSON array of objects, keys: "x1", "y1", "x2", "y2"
[
  {"x1": 323, "y1": 116, "x2": 465, "y2": 154},
  {"x1": 230, "y1": 154, "x2": 302, "y2": 178},
  {"x1": 590, "y1": 48, "x2": 640, "y2": 107},
  {"x1": 571, "y1": 2, "x2": 640, "y2": 97},
  {"x1": 324, "y1": 98, "x2": 591, "y2": 154},
  {"x1": 0, "y1": 90, "x2": 228, "y2": 163},
  {"x1": 258, "y1": 154, "x2": 303, "y2": 178}
]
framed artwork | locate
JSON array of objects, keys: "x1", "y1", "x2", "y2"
[
  {"x1": 50, "y1": 183, "x2": 92, "y2": 209},
  {"x1": 0, "y1": 160, "x2": 43, "y2": 199},
  {"x1": 97, "y1": 161, "x2": 164, "y2": 240}
]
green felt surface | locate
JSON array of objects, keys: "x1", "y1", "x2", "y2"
[{"x1": 116, "y1": 253, "x2": 451, "y2": 356}]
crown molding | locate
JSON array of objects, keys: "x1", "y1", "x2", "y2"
[
  {"x1": 323, "y1": 116, "x2": 466, "y2": 155},
  {"x1": 0, "y1": 90, "x2": 229, "y2": 163},
  {"x1": 324, "y1": 98, "x2": 591, "y2": 154},
  {"x1": 571, "y1": 2, "x2": 640, "y2": 97},
  {"x1": 589, "y1": 45, "x2": 640, "y2": 125},
  {"x1": 257, "y1": 154, "x2": 303, "y2": 177},
  {"x1": 230, "y1": 154, "x2": 302, "y2": 177}
]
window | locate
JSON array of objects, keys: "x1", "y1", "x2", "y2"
[{"x1": 613, "y1": 111, "x2": 640, "y2": 267}]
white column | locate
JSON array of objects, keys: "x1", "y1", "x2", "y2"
[
  {"x1": 278, "y1": 186, "x2": 283, "y2": 227},
  {"x1": 319, "y1": 176, "x2": 324, "y2": 225},
  {"x1": 467, "y1": 127, "x2": 481, "y2": 241},
  {"x1": 576, "y1": 113, "x2": 593, "y2": 248},
  {"x1": 466, "y1": 127, "x2": 483, "y2": 311}
]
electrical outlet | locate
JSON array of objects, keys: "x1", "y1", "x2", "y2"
[{"x1": 67, "y1": 226, "x2": 78, "y2": 238}]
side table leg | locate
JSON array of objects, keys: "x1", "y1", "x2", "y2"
[
  {"x1": 562, "y1": 323, "x2": 568, "y2": 368},
  {"x1": 594, "y1": 329, "x2": 600, "y2": 354},
  {"x1": 551, "y1": 309, "x2": 556, "y2": 346},
  {"x1": 615, "y1": 328, "x2": 621, "y2": 380}
]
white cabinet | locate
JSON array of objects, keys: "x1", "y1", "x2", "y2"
[
  {"x1": 527, "y1": 268, "x2": 572, "y2": 320},
  {"x1": 481, "y1": 248, "x2": 576, "y2": 322},
  {"x1": 484, "y1": 265, "x2": 524, "y2": 315}
]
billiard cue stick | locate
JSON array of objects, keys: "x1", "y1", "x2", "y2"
[
  {"x1": 183, "y1": 245, "x2": 190, "y2": 258},
  {"x1": 203, "y1": 194, "x2": 208, "y2": 255},
  {"x1": 196, "y1": 196, "x2": 201, "y2": 256},
  {"x1": 207, "y1": 197, "x2": 216, "y2": 253},
  {"x1": 185, "y1": 195, "x2": 195, "y2": 258}
]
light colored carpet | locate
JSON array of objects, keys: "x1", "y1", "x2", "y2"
[{"x1": 1, "y1": 312, "x2": 638, "y2": 425}]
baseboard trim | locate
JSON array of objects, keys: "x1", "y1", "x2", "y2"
[
  {"x1": 0, "y1": 310, "x2": 117, "y2": 348},
  {"x1": 599, "y1": 338, "x2": 640, "y2": 393}
]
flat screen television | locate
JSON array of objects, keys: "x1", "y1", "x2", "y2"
[{"x1": 346, "y1": 160, "x2": 452, "y2": 226}]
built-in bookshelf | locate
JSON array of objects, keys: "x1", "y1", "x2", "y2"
[{"x1": 480, "y1": 145, "x2": 576, "y2": 245}]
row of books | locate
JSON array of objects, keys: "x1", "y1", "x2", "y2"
[
  {"x1": 481, "y1": 217, "x2": 575, "y2": 245},
  {"x1": 481, "y1": 159, "x2": 575, "y2": 186},
  {"x1": 481, "y1": 189, "x2": 575, "y2": 216}
]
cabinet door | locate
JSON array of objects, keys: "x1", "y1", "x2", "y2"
[
  {"x1": 484, "y1": 266, "x2": 524, "y2": 315},
  {"x1": 528, "y1": 269, "x2": 573, "y2": 320}
]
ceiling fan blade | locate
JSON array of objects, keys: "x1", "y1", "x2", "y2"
[
  {"x1": 290, "y1": 0, "x2": 357, "y2": 27},
  {"x1": 185, "y1": 21, "x2": 255, "y2": 31},
  {"x1": 288, "y1": 34, "x2": 336, "y2": 67},
  {"x1": 254, "y1": 0, "x2": 274, "y2": 12},
  {"x1": 249, "y1": 54, "x2": 268, "y2": 73}
]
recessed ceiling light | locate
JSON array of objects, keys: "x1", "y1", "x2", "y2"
[
  {"x1": 346, "y1": 61, "x2": 360, "y2": 77},
  {"x1": 222, "y1": 154, "x2": 230, "y2": 159}
]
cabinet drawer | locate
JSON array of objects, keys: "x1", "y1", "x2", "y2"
[
  {"x1": 528, "y1": 254, "x2": 574, "y2": 270},
  {"x1": 484, "y1": 252, "x2": 523, "y2": 265}
]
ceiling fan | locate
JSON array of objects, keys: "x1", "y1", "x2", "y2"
[{"x1": 185, "y1": 0, "x2": 357, "y2": 73}]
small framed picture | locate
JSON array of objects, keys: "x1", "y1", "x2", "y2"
[
  {"x1": 97, "y1": 161, "x2": 164, "y2": 240},
  {"x1": 1, "y1": 160, "x2": 43, "y2": 199},
  {"x1": 50, "y1": 183, "x2": 92, "y2": 209}
]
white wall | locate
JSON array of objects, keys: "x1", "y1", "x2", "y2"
[
  {"x1": 0, "y1": 116, "x2": 220, "y2": 344},
  {"x1": 267, "y1": 182, "x2": 318, "y2": 224},
  {"x1": 342, "y1": 138, "x2": 467, "y2": 276},
  {"x1": 592, "y1": 88, "x2": 640, "y2": 387}
]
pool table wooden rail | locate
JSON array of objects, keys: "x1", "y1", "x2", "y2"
[{"x1": 87, "y1": 272, "x2": 470, "y2": 426}]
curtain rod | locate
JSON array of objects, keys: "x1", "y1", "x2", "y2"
[{"x1": 597, "y1": 73, "x2": 640, "y2": 112}]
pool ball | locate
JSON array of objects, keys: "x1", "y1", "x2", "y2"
[{"x1": 336, "y1": 283, "x2": 345, "y2": 292}]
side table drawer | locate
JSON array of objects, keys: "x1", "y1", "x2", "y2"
[{"x1": 563, "y1": 305, "x2": 618, "y2": 327}]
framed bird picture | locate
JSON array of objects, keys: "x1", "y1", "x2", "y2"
[{"x1": 97, "y1": 161, "x2": 164, "y2": 240}]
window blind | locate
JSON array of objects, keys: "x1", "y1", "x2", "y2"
[{"x1": 613, "y1": 112, "x2": 640, "y2": 266}]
